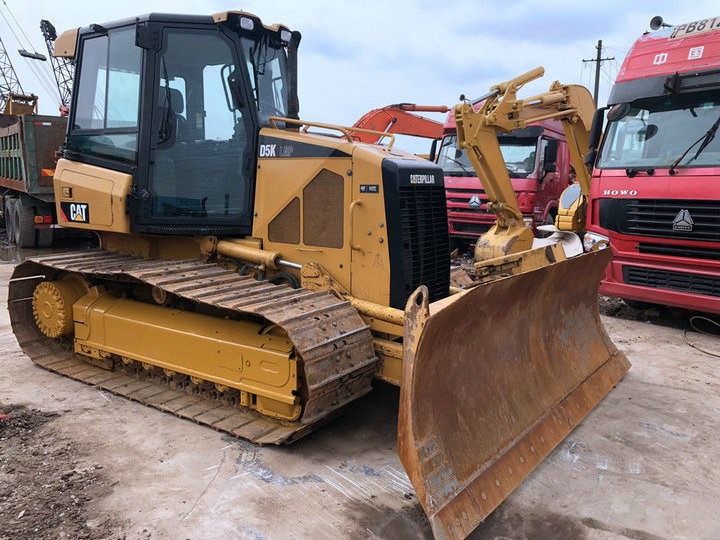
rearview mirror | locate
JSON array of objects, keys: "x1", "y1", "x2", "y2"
[
  {"x1": 607, "y1": 102, "x2": 631, "y2": 122},
  {"x1": 637, "y1": 124, "x2": 658, "y2": 141},
  {"x1": 589, "y1": 107, "x2": 607, "y2": 151},
  {"x1": 544, "y1": 139, "x2": 559, "y2": 164}
]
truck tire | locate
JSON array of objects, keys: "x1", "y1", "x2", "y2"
[
  {"x1": 14, "y1": 200, "x2": 36, "y2": 248},
  {"x1": 5, "y1": 199, "x2": 17, "y2": 243},
  {"x1": 36, "y1": 227, "x2": 54, "y2": 248}
]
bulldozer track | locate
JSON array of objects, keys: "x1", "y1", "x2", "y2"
[{"x1": 8, "y1": 250, "x2": 379, "y2": 445}]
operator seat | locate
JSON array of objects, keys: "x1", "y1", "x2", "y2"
[{"x1": 168, "y1": 88, "x2": 191, "y2": 142}]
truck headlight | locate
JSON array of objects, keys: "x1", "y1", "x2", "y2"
[
  {"x1": 583, "y1": 231, "x2": 609, "y2": 251},
  {"x1": 523, "y1": 217, "x2": 533, "y2": 228}
]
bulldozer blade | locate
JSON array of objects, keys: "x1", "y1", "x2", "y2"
[{"x1": 398, "y1": 248, "x2": 629, "y2": 539}]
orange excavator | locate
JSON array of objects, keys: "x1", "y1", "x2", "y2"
[{"x1": 351, "y1": 103, "x2": 448, "y2": 144}]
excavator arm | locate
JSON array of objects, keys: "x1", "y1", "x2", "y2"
[
  {"x1": 351, "y1": 103, "x2": 449, "y2": 144},
  {"x1": 454, "y1": 67, "x2": 595, "y2": 263}
]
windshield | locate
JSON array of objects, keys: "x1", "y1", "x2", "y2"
[
  {"x1": 437, "y1": 134, "x2": 538, "y2": 178},
  {"x1": 241, "y1": 36, "x2": 288, "y2": 125},
  {"x1": 597, "y1": 90, "x2": 720, "y2": 169},
  {"x1": 499, "y1": 138, "x2": 537, "y2": 177}
]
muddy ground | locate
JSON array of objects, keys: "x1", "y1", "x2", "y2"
[
  {"x1": 1, "y1": 252, "x2": 720, "y2": 539},
  {"x1": 0, "y1": 405, "x2": 117, "y2": 540}
]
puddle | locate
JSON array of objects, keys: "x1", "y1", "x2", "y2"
[{"x1": 0, "y1": 229, "x2": 98, "y2": 263}]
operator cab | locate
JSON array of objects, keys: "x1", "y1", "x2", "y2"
[{"x1": 62, "y1": 12, "x2": 300, "y2": 235}]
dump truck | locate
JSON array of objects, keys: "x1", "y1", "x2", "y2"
[
  {"x1": 584, "y1": 15, "x2": 720, "y2": 314},
  {"x1": 0, "y1": 32, "x2": 70, "y2": 248},
  {"x1": 8, "y1": 12, "x2": 628, "y2": 538},
  {"x1": 0, "y1": 112, "x2": 67, "y2": 247}
]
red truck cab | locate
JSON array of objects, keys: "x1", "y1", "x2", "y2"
[
  {"x1": 585, "y1": 17, "x2": 720, "y2": 313},
  {"x1": 438, "y1": 115, "x2": 573, "y2": 252}
]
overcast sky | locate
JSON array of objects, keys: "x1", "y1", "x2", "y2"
[{"x1": 3, "y1": 0, "x2": 719, "y2": 148}]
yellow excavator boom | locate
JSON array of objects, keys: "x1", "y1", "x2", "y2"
[{"x1": 455, "y1": 67, "x2": 597, "y2": 266}]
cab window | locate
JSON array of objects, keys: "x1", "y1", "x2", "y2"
[{"x1": 67, "y1": 27, "x2": 142, "y2": 163}]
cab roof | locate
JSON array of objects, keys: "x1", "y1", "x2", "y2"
[{"x1": 616, "y1": 18, "x2": 720, "y2": 82}]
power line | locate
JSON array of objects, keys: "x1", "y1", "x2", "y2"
[
  {"x1": 0, "y1": 4, "x2": 59, "y2": 106},
  {"x1": 0, "y1": 2, "x2": 57, "y2": 88}
]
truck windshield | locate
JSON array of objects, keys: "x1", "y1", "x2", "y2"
[
  {"x1": 437, "y1": 134, "x2": 538, "y2": 178},
  {"x1": 597, "y1": 90, "x2": 720, "y2": 169}
]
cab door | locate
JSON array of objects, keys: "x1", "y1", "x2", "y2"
[{"x1": 131, "y1": 25, "x2": 258, "y2": 235}]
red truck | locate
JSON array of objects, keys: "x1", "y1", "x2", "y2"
[
  {"x1": 437, "y1": 115, "x2": 574, "y2": 252},
  {"x1": 584, "y1": 16, "x2": 720, "y2": 313}
]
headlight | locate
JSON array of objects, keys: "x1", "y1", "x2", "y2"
[
  {"x1": 280, "y1": 29, "x2": 292, "y2": 43},
  {"x1": 583, "y1": 231, "x2": 609, "y2": 251},
  {"x1": 523, "y1": 217, "x2": 533, "y2": 228}
]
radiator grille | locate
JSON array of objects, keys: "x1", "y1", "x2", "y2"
[
  {"x1": 600, "y1": 199, "x2": 720, "y2": 242},
  {"x1": 622, "y1": 265, "x2": 720, "y2": 298},
  {"x1": 637, "y1": 243, "x2": 720, "y2": 261},
  {"x1": 398, "y1": 185, "x2": 450, "y2": 305}
]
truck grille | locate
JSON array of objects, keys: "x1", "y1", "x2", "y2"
[
  {"x1": 600, "y1": 199, "x2": 720, "y2": 242},
  {"x1": 637, "y1": 243, "x2": 720, "y2": 261},
  {"x1": 451, "y1": 221, "x2": 491, "y2": 235},
  {"x1": 446, "y1": 187, "x2": 485, "y2": 204},
  {"x1": 398, "y1": 185, "x2": 450, "y2": 306},
  {"x1": 622, "y1": 265, "x2": 720, "y2": 297}
]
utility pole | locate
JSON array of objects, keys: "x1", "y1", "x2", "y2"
[{"x1": 583, "y1": 40, "x2": 614, "y2": 105}]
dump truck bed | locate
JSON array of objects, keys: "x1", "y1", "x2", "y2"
[{"x1": 0, "y1": 114, "x2": 66, "y2": 200}]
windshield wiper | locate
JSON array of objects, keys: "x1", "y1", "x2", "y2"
[
  {"x1": 158, "y1": 58, "x2": 173, "y2": 143},
  {"x1": 669, "y1": 112, "x2": 720, "y2": 175},
  {"x1": 441, "y1": 156, "x2": 474, "y2": 176},
  {"x1": 626, "y1": 167, "x2": 655, "y2": 177}
]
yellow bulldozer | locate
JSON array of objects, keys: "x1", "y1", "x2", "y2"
[{"x1": 8, "y1": 11, "x2": 629, "y2": 539}]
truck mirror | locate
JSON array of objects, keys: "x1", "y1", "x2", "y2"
[
  {"x1": 589, "y1": 107, "x2": 607, "y2": 151},
  {"x1": 585, "y1": 148, "x2": 597, "y2": 168},
  {"x1": 543, "y1": 162, "x2": 557, "y2": 173},
  {"x1": 637, "y1": 124, "x2": 658, "y2": 141},
  {"x1": 544, "y1": 139, "x2": 558, "y2": 164},
  {"x1": 607, "y1": 103, "x2": 630, "y2": 122},
  {"x1": 429, "y1": 139, "x2": 439, "y2": 162}
]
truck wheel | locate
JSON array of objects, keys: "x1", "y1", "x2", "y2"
[
  {"x1": 4, "y1": 199, "x2": 17, "y2": 242},
  {"x1": 36, "y1": 227, "x2": 54, "y2": 248},
  {"x1": 14, "y1": 201, "x2": 37, "y2": 248}
]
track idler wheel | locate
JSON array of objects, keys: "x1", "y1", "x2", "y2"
[{"x1": 32, "y1": 276, "x2": 89, "y2": 338}]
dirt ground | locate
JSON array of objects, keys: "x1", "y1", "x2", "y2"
[
  {"x1": 1, "y1": 252, "x2": 720, "y2": 539},
  {"x1": 0, "y1": 405, "x2": 116, "y2": 540}
]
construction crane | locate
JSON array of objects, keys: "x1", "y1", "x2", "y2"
[
  {"x1": 40, "y1": 19, "x2": 73, "y2": 114},
  {"x1": 0, "y1": 33, "x2": 36, "y2": 114}
]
